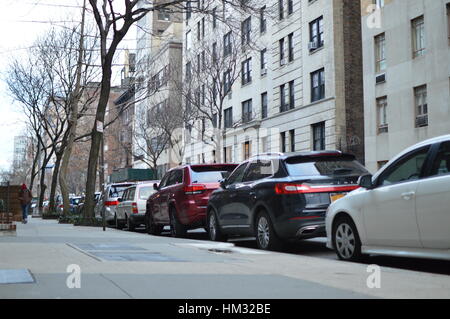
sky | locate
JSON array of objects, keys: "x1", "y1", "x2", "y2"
[{"x1": 0, "y1": 0, "x2": 136, "y2": 170}]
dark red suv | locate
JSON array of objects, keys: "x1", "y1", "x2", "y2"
[{"x1": 145, "y1": 164, "x2": 238, "y2": 237}]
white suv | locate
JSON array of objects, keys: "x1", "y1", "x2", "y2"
[
  {"x1": 116, "y1": 181, "x2": 159, "y2": 231},
  {"x1": 326, "y1": 135, "x2": 450, "y2": 261}
]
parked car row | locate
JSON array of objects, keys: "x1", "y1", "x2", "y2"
[{"x1": 108, "y1": 134, "x2": 450, "y2": 263}]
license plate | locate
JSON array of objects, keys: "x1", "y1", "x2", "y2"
[{"x1": 330, "y1": 193, "x2": 347, "y2": 203}]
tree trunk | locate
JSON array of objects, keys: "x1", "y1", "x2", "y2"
[
  {"x1": 38, "y1": 155, "x2": 52, "y2": 214},
  {"x1": 29, "y1": 142, "x2": 41, "y2": 195},
  {"x1": 48, "y1": 151, "x2": 63, "y2": 213},
  {"x1": 83, "y1": 66, "x2": 112, "y2": 219}
]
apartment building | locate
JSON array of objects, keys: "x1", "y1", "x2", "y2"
[
  {"x1": 132, "y1": 2, "x2": 184, "y2": 178},
  {"x1": 183, "y1": 0, "x2": 365, "y2": 165},
  {"x1": 362, "y1": 0, "x2": 450, "y2": 172}
]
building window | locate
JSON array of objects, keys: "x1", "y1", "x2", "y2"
[
  {"x1": 260, "y1": 49, "x2": 267, "y2": 72},
  {"x1": 288, "y1": 33, "x2": 294, "y2": 62},
  {"x1": 309, "y1": 17, "x2": 324, "y2": 51},
  {"x1": 197, "y1": 21, "x2": 201, "y2": 40},
  {"x1": 241, "y1": 58, "x2": 252, "y2": 85},
  {"x1": 186, "y1": 30, "x2": 192, "y2": 51},
  {"x1": 287, "y1": 0, "x2": 293, "y2": 15},
  {"x1": 375, "y1": 33, "x2": 386, "y2": 73},
  {"x1": 312, "y1": 122, "x2": 326, "y2": 151},
  {"x1": 224, "y1": 32, "x2": 232, "y2": 56},
  {"x1": 185, "y1": 62, "x2": 192, "y2": 81},
  {"x1": 414, "y1": 85, "x2": 428, "y2": 127},
  {"x1": 447, "y1": 3, "x2": 450, "y2": 45},
  {"x1": 280, "y1": 84, "x2": 287, "y2": 112},
  {"x1": 279, "y1": 38, "x2": 285, "y2": 65},
  {"x1": 289, "y1": 80, "x2": 295, "y2": 109},
  {"x1": 412, "y1": 16, "x2": 426, "y2": 58},
  {"x1": 186, "y1": 1, "x2": 192, "y2": 21},
  {"x1": 289, "y1": 130, "x2": 295, "y2": 152},
  {"x1": 224, "y1": 107, "x2": 233, "y2": 128},
  {"x1": 311, "y1": 68, "x2": 325, "y2": 102},
  {"x1": 377, "y1": 96, "x2": 388, "y2": 134},
  {"x1": 223, "y1": 69, "x2": 232, "y2": 94},
  {"x1": 212, "y1": 42, "x2": 217, "y2": 64},
  {"x1": 243, "y1": 141, "x2": 252, "y2": 160},
  {"x1": 261, "y1": 92, "x2": 268, "y2": 119},
  {"x1": 278, "y1": 0, "x2": 284, "y2": 20},
  {"x1": 213, "y1": 7, "x2": 217, "y2": 29},
  {"x1": 241, "y1": 17, "x2": 251, "y2": 46},
  {"x1": 157, "y1": 9, "x2": 170, "y2": 21},
  {"x1": 260, "y1": 6, "x2": 267, "y2": 33},
  {"x1": 242, "y1": 99, "x2": 253, "y2": 123},
  {"x1": 280, "y1": 132, "x2": 286, "y2": 153}
]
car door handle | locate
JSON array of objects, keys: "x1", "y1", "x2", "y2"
[{"x1": 401, "y1": 192, "x2": 415, "y2": 200}]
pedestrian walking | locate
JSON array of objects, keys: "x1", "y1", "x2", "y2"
[{"x1": 18, "y1": 184, "x2": 32, "y2": 224}]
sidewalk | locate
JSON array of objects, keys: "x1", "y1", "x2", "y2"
[{"x1": 0, "y1": 218, "x2": 449, "y2": 298}]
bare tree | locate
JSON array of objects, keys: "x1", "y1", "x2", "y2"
[
  {"x1": 82, "y1": 0, "x2": 268, "y2": 218},
  {"x1": 179, "y1": 29, "x2": 249, "y2": 163}
]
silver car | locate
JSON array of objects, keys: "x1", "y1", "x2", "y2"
[
  {"x1": 116, "y1": 181, "x2": 159, "y2": 231},
  {"x1": 95, "y1": 183, "x2": 135, "y2": 227}
]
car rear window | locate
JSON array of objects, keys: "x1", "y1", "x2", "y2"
[
  {"x1": 285, "y1": 156, "x2": 368, "y2": 177},
  {"x1": 139, "y1": 186, "x2": 156, "y2": 200},
  {"x1": 190, "y1": 165, "x2": 237, "y2": 183},
  {"x1": 109, "y1": 184, "x2": 134, "y2": 198}
]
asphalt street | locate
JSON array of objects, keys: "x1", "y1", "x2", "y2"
[{"x1": 1, "y1": 218, "x2": 450, "y2": 299}]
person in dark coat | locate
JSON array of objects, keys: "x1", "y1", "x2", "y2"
[{"x1": 18, "y1": 184, "x2": 32, "y2": 224}]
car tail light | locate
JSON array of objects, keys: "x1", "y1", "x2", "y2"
[
  {"x1": 105, "y1": 200, "x2": 119, "y2": 206},
  {"x1": 132, "y1": 202, "x2": 138, "y2": 214},
  {"x1": 275, "y1": 183, "x2": 359, "y2": 194},
  {"x1": 184, "y1": 184, "x2": 207, "y2": 195},
  {"x1": 58, "y1": 204, "x2": 64, "y2": 208}
]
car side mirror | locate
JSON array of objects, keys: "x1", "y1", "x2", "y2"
[
  {"x1": 220, "y1": 179, "x2": 227, "y2": 189},
  {"x1": 153, "y1": 183, "x2": 159, "y2": 191},
  {"x1": 358, "y1": 174, "x2": 374, "y2": 190},
  {"x1": 118, "y1": 197, "x2": 123, "y2": 203}
]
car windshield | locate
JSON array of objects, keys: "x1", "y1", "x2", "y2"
[
  {"x1": 139, "y1": 186, "x2": 155, "y2": 200},
  {"x1": 191, "y1": 166, "x2": 237, "y2": 183},
  {"x1": 285, "y1": 156, "x2": 368, "y2": 177},
  {"x1": 109, "y1": 185, "x2": 133, "y2": 198}
]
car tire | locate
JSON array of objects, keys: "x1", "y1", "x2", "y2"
[
  {"x1": 115, "y1": 214, "x2": 124, "y2": 230},
  {"x1": 146, "y1": 212, "x2": 163, "y2": 235},
  {"x1": 207, "y1": 209, "x2": 227, "y2": 242},
  {"x1": 255, "y1": 211, "x2": 283, "y2": 251},
  {"x1": 169, "y1": 207, "x2": 187, "y2": 238},
  {"x1": 332, "y1": 216, "x2": 363, "y2": 262},
  {"x1": 126, "y1": 215, "x2": 135, "y2": 232}
]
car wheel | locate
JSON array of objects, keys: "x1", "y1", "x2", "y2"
[
  {"x1": 115, "y1": 214, "x2": 123, "y2": 230},
  {"x1": 126, "y1": 214, "x2": 135, "y2": 232},
  {"x1": 146, "y1": 212, "x2": 163, "y2": 235},
  {"x1": 333, "y1": 217, "x2": 362, "y2": 261},
  {"x1": 207, "y1": 209, "x2": 227, "y2": 242},
  {"x1": 169, "y1": 207, "x2": 186, "y2": 238},
  {"x1": 255, "y1": 211, "x2": 283, "y2": 251}
]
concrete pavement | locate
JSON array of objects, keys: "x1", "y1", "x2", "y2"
[{"x1": 0, "y1": 218, "x2": 449, "y2": 298}]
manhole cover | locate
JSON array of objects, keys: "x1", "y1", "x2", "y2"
[
  {"x1": 90, "y1": 252, "x2": 185, "y2": 262},
  {"x1": 71, "y1": 243, "x2": 147, "y2": 251},
  {"x1": 0, "y1": 269, "x2": 35, "y2": 284}
]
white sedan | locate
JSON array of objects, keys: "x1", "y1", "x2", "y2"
[{"x1": 326, "y1": 135, "x2": 450, "y2": 261}]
